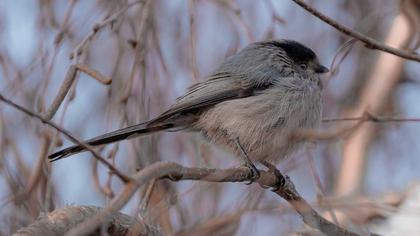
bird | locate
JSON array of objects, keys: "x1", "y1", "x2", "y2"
[{"x1": 48, "y1": 39, "x2": 328, "y2": 174}]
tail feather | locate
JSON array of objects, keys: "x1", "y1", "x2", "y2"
[{"x1": 48, "y1": 122, "x2": 172, "y2": 161}]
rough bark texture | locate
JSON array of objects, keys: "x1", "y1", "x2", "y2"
[{"x1": 12, "y1": 205, "x2": 161, "y2": 236}]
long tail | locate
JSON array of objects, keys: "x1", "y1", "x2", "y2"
[{"x1": 48, "y1": 122, "x2": 172, "y2": 162}]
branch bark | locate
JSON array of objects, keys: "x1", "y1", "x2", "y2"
[
  {"x1": 18, "y1": 162, "x2": 379, "y2": 236},
  {"x1": 291, "y1": 0, "x2": 420, "y2": 62},
  {"x1": 12, "y1": 205, "x2": 161, "y2": 236},
  {"x1": 336, "y1": 7, "x2": 413, "y2": 198},
  {"x1": 0, "y1": 93, "x2": 130, "y2": 182}
]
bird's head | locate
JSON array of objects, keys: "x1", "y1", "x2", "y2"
[{"x1": 261, "y1": 39, "x2": 329, "y2": 76}]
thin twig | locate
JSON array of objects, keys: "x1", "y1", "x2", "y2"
[
  {"x1": 291, "y1": 0, "x2": 420, "y2": 62},
  {"x1": 290, "y1": 120, "x2": 364, "y2": 141},
  {"x1": 138, "y1": 178, "x2": 157, "y2": 214},
  {"x1": 323, "y1": 115, "x2": 420, "y2": 123},
  {"x1": 265, "y1": 0, "x2": 287, "y2": 25},
  {"x1": 120, "y1": 0, "x2": 152, "y2": 102},
  {"x1": 17, "y1": 136, "x2": 51, "y2": 201},
  {"x1": 217, "y1": 0, "x2": 254, "y2": 42},
  {"x1": 37, "y1": 0, "x2": 78, "y2": 116},
  {"x1": 91, "y1": 157, "x2": 114, "y2": 199},
  {"x1": 44, "y1": 64, "x2": 112, "y2": 120},
  {"x1": 188, "y1": 0, "x2": 199, "y2": 82},
  {"x1": 70, "y1": 0, "x2": 144, "y2": 60},
  {"x1": 75, "y1": 64, "x2": 112, "y2": 85},
  {"x1": 306, "y1": 150, "x2": 340, "y2": 226},
  {"x1": 0, "y1": 93, "x2": 130, "y2": 182},
  {"x1": 292, "y1": 112, "x2": 419, "y2": 141},
  {"x1": 328, "y1": 38, "x2": 357, "y2": 77}
]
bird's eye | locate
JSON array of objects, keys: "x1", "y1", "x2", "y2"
[{"x1": 299, "y1": 63, "x2": 307, "y2": 70}]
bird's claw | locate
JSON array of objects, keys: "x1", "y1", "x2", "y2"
[
  {"x1": 234, "y1": 137, "x2": 260, "y2": 184},
  {"x1": 260, "y1": 160, "x2": 285, "y2": 191},
  {"x1": 271, "y1": 172, "x2": 286, "y2": 192},
  {"x1": 243, "y1": 160, "x2": 260, "y2": 185}
]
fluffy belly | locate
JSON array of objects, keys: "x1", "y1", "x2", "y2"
[{"x1": 194, "y1": 88, "x2": 321, "y2": 162}]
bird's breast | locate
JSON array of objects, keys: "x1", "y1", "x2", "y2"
[{"x1": 194, "y1": 84, "x2": 322, "y2": 162}]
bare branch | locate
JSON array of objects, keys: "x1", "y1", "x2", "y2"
[
  {"x1": 67, "y1": 161, "x2": 374, "y2": 236},
  {"x1": 0, "y1": 93, "x2": 130, "y2": 182},
  {"x1": 291, "y1": 0, "x2": 420, "y2": 62},
  {"x1": 44, "y1": 64, "x2": 112, "y2": 120},
  {"x1": 12, "y1": 205, "x2": 160, "y2": 236},
  {"x1": 75, "y1": 64, "x2": 112, "y2": 85},
  {"x1": 323, "y1": 113, "x2": 420, "y2": 123},
  {"x1": 64, "y1": 162, "x2": 181, "y2": 236},
  {"x1": 70, "y1": 0, "x2": 145, "y2": 60}
]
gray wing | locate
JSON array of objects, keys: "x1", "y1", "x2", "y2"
[{"x1": 148, "y1": 71, "x2": 277, "y2": 126}]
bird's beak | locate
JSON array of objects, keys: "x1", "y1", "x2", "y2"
[{"x1": 315, "y1": 64, "x2": 329, "y2": 74}]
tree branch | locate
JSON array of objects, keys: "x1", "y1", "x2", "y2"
[
  {"x1": 291, "y1": 0, "x2": 420, "y2": 62},
  {"x1": 63, "y1": 162, "x2": 180, "y2": 236},
  {"x1": 12, "y1": 205, "x2": 160, "y2": 236},
  {"x1": 62, "y1": 162, "x2": 378, "y2": 236},
  {"x1": 70, "y1": 0, "x2": 145, "y2": 61},
  {"x1": 0, "y1": 93, "x2": 130, "y2": 182},
  {"x1": 323, "y1": 113, "x2": 420, "y2": 123},
  {"x1": 44, "y1": 64, "x2": 112, "y2": 120}
]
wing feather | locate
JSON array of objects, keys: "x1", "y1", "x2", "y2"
[
  {"x1": 149, "y1": 73, "x2": 252, "y2": 125},
  {"x1": 149, "y1": 67, "x2": 280, "y2": 126}
]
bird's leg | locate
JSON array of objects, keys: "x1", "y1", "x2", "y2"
[
  {"x1": 260, "y1": 160, "x2": 286, "y2": 191},
  {"x1": 234, "y1": 137, "x2": 260, "y2": 184}
]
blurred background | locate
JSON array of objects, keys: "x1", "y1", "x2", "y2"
[{"x1": 0, "y1": 0, "x2": 419, "y2": 235}]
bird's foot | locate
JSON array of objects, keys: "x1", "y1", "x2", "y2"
[
  {"x1": 242, "y1": 159, "x2": 260, "y2": 185},
  {"x1": 260, "y1": 160, "x2": 286, "y2": 191},
  {"x1": 234, "y1": 137, "x2": 260, "y2": 184}
]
